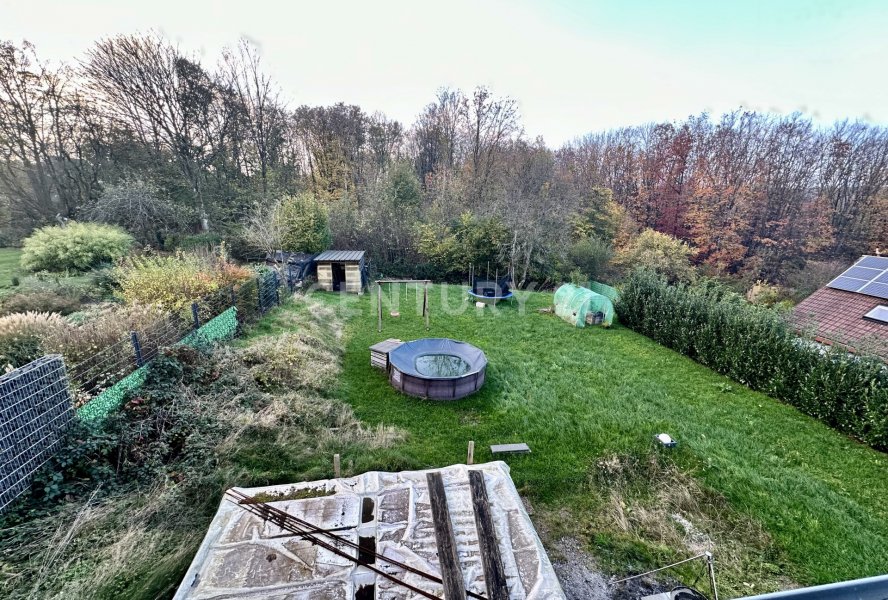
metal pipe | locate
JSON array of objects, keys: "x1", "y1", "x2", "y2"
[
  {"x1": 706, "y1": 552, "x2": 718, "y2": 600},
  {"x1": 130, "y1": 331, "x2": 143, "y2": 367},
  {"x1": 735, "y1": 574, "x2": 888, "y2": 600}
]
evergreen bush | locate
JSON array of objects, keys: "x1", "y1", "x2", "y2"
[
  {"x1": 21, "y1": 222, "x2": 134, "y2": 273},
  {"x1": 617, "y1": 269, "x2": 888, "y2": 450},
  {"x1": 278, "y1": 193, "x2": 331, "y2": 254}
]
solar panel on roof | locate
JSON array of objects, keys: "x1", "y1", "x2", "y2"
[
  {"x1": 843, "y1": 266, "x2": 882, "y2": 280},
  {"x1": 859, "y1": 282, "x2": 888, "y2": 301},
  {"x1": 828, "y1": 276, "x2": 867, "y2": 292},
  {"x1": 856, "y1": 256, "x2": 888, "y2": 269},
  {"x1": 827, "y1": 256, "x2": 888, "y2": 298}
]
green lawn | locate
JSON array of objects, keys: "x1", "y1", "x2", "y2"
[
  {"x1": 0, "y1": 248, "x2": 22, "y2": 287},
  {"x1": 298, "y1": 284, "x2": 888, "y2": 595}
]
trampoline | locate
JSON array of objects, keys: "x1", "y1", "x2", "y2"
[
  {"x1": 467, "y1": 278, "x2": 514, "y2": 305},
  {"x1": 388, "y1": 338, "x2": 487, "y2": 400}
]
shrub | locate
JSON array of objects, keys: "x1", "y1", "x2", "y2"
[
  {"x1": 746, "y1": 280, "x2": 787, "y2": 307},
  {"x1": 566, "y1": 236, "x2": 613, "y2": 282},
  {"x1": 44, "y1": 303, "x2": 169, "y2": 366},
  {"x1": 0, "y1": 312, "x2": 69, "y2": 368},
  {"x1": 617, "y1": 269, "x2": 888, "y2": 450},
  {"x1": 21, "y1": 222, "x2": 134, "y2": 273},
  {"x1": 278, "y1": 193, "x2": 331, "y2": 254},
  {"x1": 114, "y1": 250, "x2": 252, "y2": 312},
  {"x1": 416, "y1": 213, "x2": 510, "y2": 280},
  {"x1": 0, "y1": 303, "x2": 176, "y2": 371},
  {"x1": 0, "y1": 271, "x2": 110, "y2": 316},
  {"x1": 0, "y1": 290, "x2": 83, "y2": 316},
  {"x1": 616, "y1": 229, "x2": 696, "y2": 283},
  {"x1": 174, "y1": 232, "x2": 224, "y2": 251},
  {"x1": 82, "y1": 178, "x2": 183, "y2": 246}
]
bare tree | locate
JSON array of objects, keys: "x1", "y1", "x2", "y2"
[
  {"x1": 0, "y1": 41, "x2": 99, "y2": 224},
  {"x1": 411, "y1": 88, "x2": 467, "y2": 183},
  {"x1": 83, "y1": 33, "x2": 218, "y2": 229},
  {"x1": 241, "y1": 198, "x2": 286, "y2": 272},
  {"x1": 220, "y1": 38, "x2": 286, "y2": 195},
  {"x1": 467, "y1": 86, "x2": 520, "y2": 206},
  {"x1": 82, "y1": 177, "x2": 181, "y2": 245}
]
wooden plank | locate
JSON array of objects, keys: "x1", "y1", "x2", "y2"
[
  {"x1": 468, "y1": 470, "x2": 509, "y2": 600},
  {"x1": 376, "y1": 279, "x2": 432, "y2": 284},
  {"x1": 490, "y1": 443, "x2": 531, "y2": 454},
  {"x1": 369, "y1": 339, "x2": 403, "y2": 353},
  {"x1": 426, "y1": 472, "x2": 467, "y2": 600}
]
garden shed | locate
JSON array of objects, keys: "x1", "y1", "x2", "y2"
[
  {"x1": 316, "y1": 250, "x2": 367, "y2": 293},
  {"x1": 554, "y1": 283, "x2": 614, "y2": 327}
]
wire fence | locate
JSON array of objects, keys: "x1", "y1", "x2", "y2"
[
  {"x1": 0, "y1": 269, "x2": 284, "y2": 512},
  {"x1": 0, "y1": 355, "x2": 74, "y2": 512}
]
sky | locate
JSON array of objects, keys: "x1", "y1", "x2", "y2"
[{"x1": 2, "y1": 0, "x2": 886, "y2": 146}]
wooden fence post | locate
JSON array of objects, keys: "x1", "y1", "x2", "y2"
[
  {"x1": 424, "y1": 282, "x2": 430, "y2": 330},
  {"x1": 467, "y1": 440, "x2": 475, "y2": 465},
  {"x1": 377, "y1": 283, "x2": 382, "y2": 332},
  {"x1": 334, "y1": 453, "x2": 341, "y2": 478}
]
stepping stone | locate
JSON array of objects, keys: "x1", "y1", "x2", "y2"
[{"x1": 490, "y1": 443, "x2": 531, "y2": 454}]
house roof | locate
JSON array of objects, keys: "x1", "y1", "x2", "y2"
[
  {"x1": 825, "y1": 255, "x2": 888, "y2": 299},
  {"x1": 792, "y1": 286, "x2": 888, "y2": 359},
  {"x1": 315, "y1": 250, "x2": 365, "y2": 262},
  {"x1": 173, "y1": 462, "x2": 565, "y2": 599}
]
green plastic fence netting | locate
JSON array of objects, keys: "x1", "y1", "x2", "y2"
[
  {"x1": 554, "y1": 283, "x2": 614, "y2": 328},
  {"x1": 588, "y1": 280, "x2": 619, "y2": 303},
  {"x1": 77, "y1": 307, "x2": 239, "y2": 424}
]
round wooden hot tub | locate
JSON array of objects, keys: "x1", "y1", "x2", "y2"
[{"x1": 388, "y1": 338, "x2": 487, "y2": 400}]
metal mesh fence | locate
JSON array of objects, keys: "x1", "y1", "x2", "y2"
[
  {"x1": 73, "y1": 271, "x2": 283, "y2": 422},
  {"x1": 0, "y1": 355, "x2": 74, "y2": 512},
  {"x1": 0, "y1": 270, "x2": 286, "y2": 510}
]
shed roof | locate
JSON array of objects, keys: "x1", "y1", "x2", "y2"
[
  {"x1": 173, "y1": 461, "x2": 564, "y2": 599},
  {"x1": 792, "y1": 286, "x2": 888, "y2": 359},
  {"x1": 315, "y1": 250, "x2": 365, "y2": 262}
]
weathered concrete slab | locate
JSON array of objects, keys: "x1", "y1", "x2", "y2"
[
  {"x1": 174, "y1": 462, "x2": 564, "y2": 599},
  {"x1": 490, "y1": 443, "x2": 531, "y2": 454}
]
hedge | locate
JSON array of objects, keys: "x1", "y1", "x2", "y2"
[{"x1": 617, "y1": 270, "x2": 888, "y2": 450}]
